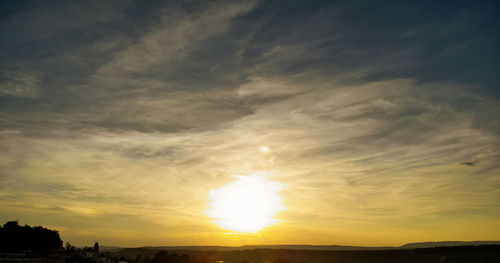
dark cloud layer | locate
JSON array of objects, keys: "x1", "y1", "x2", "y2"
[{"x1": 1, "y1": 0, "x2": 498, "y2": 134}]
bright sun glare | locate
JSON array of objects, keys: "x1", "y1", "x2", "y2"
[
  {"x1": 207, "y1": 174, "x2": 285, "y2": 233},
  {"x1": 259, "y1": 145, "x2": 271, "y2": 153}
]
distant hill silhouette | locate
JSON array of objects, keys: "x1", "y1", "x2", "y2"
[
  {"x1": 400, "y1": 241, "x2": 500, "y2": 248},
  {"x1": 136, "y1": 245, "x2": 393, "y2": 251},
  {"x1": 122, "y1": 241, "x2": 500, "y2": 252},
  {"x1": 99, "y1": 246, "x2": 123, "y2": 252},
  {"x1": 241, "y1": 245, "x2": 395, "y2": 250},
  {"x1": 0, "y1": 221, "x2": 63, "y2": 252},
  {"x1": 112, "y1": 245, "x2": 500, "y2": 263}
]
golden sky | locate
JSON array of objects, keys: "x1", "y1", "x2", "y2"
[{"x1": 0, "y1": 0, "x2": 499, "y2": 247}]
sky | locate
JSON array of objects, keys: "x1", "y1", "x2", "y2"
[{"x1": 0, "y1": 0, "x2": 499, "y2": 247}]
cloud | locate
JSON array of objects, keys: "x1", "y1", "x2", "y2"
[
  {"x1": 1, "y1": 0, "x2": 262, "y2": 135},
  {"x1": 460, "y1": 160, "x2": 478, "y2": 167},
  {"x1": 0, "y1": 71, "x2": 39, "y2": 98}
]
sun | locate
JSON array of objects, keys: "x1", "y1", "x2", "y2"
[
  {"x1": 207, "y1": 174, "x2": 285, "y2": 233},
  {"x1": 259, "y1": 145, "x2": 271, "y2": 153}
]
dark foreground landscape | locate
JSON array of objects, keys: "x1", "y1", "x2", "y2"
[
  {"x1": 109, "y1": 245, "x2": 500, "y2": 263},
  {"x1": 1, "y1": 222, "x2": 499, "y2": 263}
]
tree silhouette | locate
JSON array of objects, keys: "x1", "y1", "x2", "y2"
[
  {"x1": 150, "y1": 250, "x2": 190, "y2": 263},
  {"x1": 0, "y1": 221, "x2": 63, "y2": 252},
  {"x1": 93, "y1": 242, "x2": 99, "y2": 255}
]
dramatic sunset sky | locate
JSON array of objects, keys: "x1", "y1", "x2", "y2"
[{"x1": 1, "y1": 0, "x2": 499, "y2": 247}]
